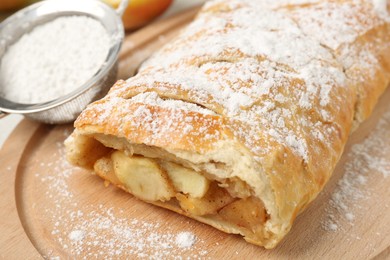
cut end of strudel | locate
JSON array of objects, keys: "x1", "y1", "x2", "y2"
[{"x1": 65, "y1": 0, "x2": 390, "y2": 249}]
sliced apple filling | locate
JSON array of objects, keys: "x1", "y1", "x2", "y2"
[
  {"x1": 176, "y1": 183, "x2": 235, "y2": 216},
  {"x1": 93, "y1": 150, "x2": 268, "y2": 234},
  {"x1": 161, "y1": 161, "x2": 210, "y2": 199},
  {"x1": 112, "y1": 151, "x2": 175, "y2": 201}
]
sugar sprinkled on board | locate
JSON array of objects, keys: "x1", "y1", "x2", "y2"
[
  {"x1": 322, "y1": 109, "x2": 390, "y2": 231},
  {"x1": 175, "y1": 232, "x2": 197, "y2": 248},
  {"x1": 33, "y1": 128, "x2": 208, "y2": 259},
  {"x1": 0, "y1": 16, "x2": 110, "y2": 104},
  {"x1": 68, "y1": 230, "x2": 85, "y2": 242},
  {"x1": 51, "y1": 205, "x2": 205, "y2": 258}
]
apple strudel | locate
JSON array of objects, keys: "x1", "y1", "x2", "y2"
[{"x1": 65, "y1": 0, "x2": 390, "y2": 248}]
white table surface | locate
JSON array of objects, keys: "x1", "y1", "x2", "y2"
[{"x1": 0, "y1": 0, "x2": 206, "y2": 150}]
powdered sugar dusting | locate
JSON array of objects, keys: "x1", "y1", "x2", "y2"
[
  {"x1": 323, "y1": 109, "x2": 390, "y2": 231},
  {"x1": 131, "y1": 91, "x2": 216, "y2": 115},
  {"x1": 284, "y1": 1, "x2": 390, "y2": 126},
  {"x1": 175, "y1": 232, "x2": 197, "y2": 248},
  {"x1": 0, "y1": 16, "x2": 110, "y2": 103},
  {"x1": 81, "y1": 0, "x2": 389, "y2": 167},
  {"x1": 372, "y1": 0, "x2": 389, "y2": 18},
  {"x1": 51, "y1": 206, "x2": 206, "y2": 258},
  {"x1": 285, "y1": 1, "x2": 383, "y2": 50},
  {"x1": 68, "y1": 230, "x2": 85, "y2": 242}
]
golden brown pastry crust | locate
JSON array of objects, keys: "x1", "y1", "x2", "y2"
[{"x1": 66, "y1": 0, "x2": 390, "y2": 249}]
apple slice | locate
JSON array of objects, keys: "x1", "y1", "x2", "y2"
[
  {"x1": 162, "y1": 162, "x2": 210, "y2": 198},
  {"x1": 176, "y1": 183, "x2": 235, "y2": 216},
  {"x1": 111, "y1": 151, "x2": 174, "y2": 202},
  {"x1": 94, "y1": 156, "x2": 122, "y2": 186},
  {"x1": 218, "y1": 197, "x2": 267, "y2": 230}
]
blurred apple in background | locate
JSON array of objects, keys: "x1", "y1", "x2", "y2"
[
  {"x1": 0, "y1": 0, "x2": 40, "y2": 22},
  {"x1": 103, "y1": 0, "x2": 173, "y2": 30},
  {"x1": 1, "y1": 0, "x2": 173, "y2": 30},
  {"x1": 0, "y1": 0, "x2": 29, "y2": 11}
]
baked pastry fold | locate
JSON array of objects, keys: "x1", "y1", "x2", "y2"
[{"x1": 65, "y1": 0, "x2": 390, "y2": 248}]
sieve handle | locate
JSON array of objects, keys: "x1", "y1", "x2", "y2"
[
  {"x1": 116, "y1": 0, "x2": 129, "y2": 17},
  {"x1": 0, "y1": 111, "x2": 8, "y2": 119}
]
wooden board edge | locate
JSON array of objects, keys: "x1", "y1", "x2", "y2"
[{"x1": 0, "y1": 119, "x2": 42, "y2": 258}]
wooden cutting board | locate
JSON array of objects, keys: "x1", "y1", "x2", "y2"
[{"x1": 1, "y1": 7, "x2": 390, "y2": 259}]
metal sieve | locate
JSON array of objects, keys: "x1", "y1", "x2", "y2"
[{"x1": 0, "y1": 0, "x2": 128, "y2": 124}]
